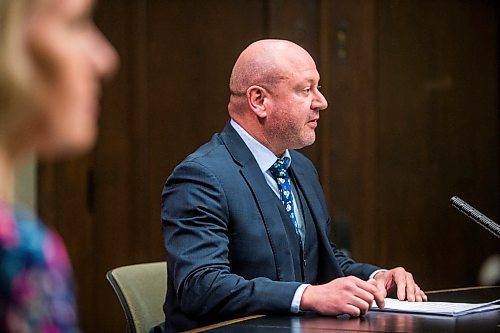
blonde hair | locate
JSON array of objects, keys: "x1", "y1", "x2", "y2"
[{"x1": 0, "y1": 0, "x2": 33, "y2": 136}]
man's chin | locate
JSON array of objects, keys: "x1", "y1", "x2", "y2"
[{"x1": 293, "y1": 137, "x2": 316, "y2": 150}]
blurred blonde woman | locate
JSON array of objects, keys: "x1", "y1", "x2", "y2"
[{"x1": 0, "y1": 0, "x2": 117, "y2": 331}]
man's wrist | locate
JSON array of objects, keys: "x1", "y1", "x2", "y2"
[{"x1": 369, "y1": 269, "x2": 388, "y2": 280}]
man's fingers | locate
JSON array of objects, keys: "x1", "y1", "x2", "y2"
[
  {"x1": 345, "y1": 304, "x2": 362, "y2": 317},
  {"x1": 374, "y1": 287, "x2": 386, "y2": 309},
  {"x1": 367, "y1": 278, "x2": 378, "y2": 287},
  {"x1": 348, "y1": 296, "x2": 372, "y2": 316},
  {"x1": 375, "y1": 297, "x2": 385, "y2": 309},
  {"x1": 375, "y1": 268, "x2": 427, "y2": 303},
  {"x1": 416, "y1": 284, "x2": 428, "y2": 302},
  {"x1": 349, "y1": 278, "x2": 381, "y2": 314},
  {"x1": 367, "y1": 278, "x2": 386, "y2": 308},
  {"x1": 414, "y1": 285, "x2": 422, "y2": 302},
  {"x1": 405, "y1": 273, "x2": 416, "y2": 301},
  {"x1": 393, "y1": 270, "x2": 408, "y2": 300},
  {"x1": 353, "y1": 287, "x2": 375, "y2": 305},
  {"x1": 355, "y1": 278, "x2": 378, "y2": 295}
]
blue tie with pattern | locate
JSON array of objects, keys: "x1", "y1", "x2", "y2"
[{"x1": 269, "y1": 157, "x2": 301, "y2": 240}]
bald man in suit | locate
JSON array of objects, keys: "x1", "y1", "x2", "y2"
[{"x1": 159, "y1": 39, "x2": 426, "y2": 332}]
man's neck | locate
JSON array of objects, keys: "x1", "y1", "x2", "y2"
[{"x1": 230, "y1": 118, "x2": 285, "y2": 157}]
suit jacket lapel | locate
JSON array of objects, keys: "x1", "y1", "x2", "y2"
[
  {"x1": 288, "y1": 164, "x2": 325, "y2": 229},
  {"x1": 219, "y1": 123, "x2": 297, "y2": 281}
]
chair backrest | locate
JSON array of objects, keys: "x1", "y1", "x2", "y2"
[{"x1": 106, "y1": 261, "x2": 167, "y2": 333}]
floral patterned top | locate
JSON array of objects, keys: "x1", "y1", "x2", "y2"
[{"x1": 0, "y1": 202, "x2": 79, "y2": 332}]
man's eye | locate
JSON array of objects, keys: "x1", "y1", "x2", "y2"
[{"x1": 304, "y1": 88, "x2": 311, "y2": 94}]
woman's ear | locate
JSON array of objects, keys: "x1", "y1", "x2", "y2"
[{"x1": 246, "y1": 85, "x2": 269, "y2": 118}]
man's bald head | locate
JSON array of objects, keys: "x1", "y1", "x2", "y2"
[
  {"x1": 226, "y1": 39, "x2": 327, "y2": 156},
  {"x1": 229, "y1": 39, "x2": 313, "y2": 97}
]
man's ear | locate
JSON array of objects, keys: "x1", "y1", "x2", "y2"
[{"x1": 246, "y1": 85, "x2": 269, "y2": 118}]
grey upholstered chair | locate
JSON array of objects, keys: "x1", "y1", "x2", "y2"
[{"x1": 106, "y1": 261, "x2": 167, "y2": 333}]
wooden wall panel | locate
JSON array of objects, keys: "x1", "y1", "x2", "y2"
[
  {"x1": 91, "y1": 2, "x2": 145, "y2": 331},
  {"x1": 320, "y1": 0, "x2": 379, "y2": 261},
  {"x1": 376, "y1": 0, "x2": 499, "y2": 289}
]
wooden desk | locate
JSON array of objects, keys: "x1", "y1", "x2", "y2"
[{"x1": 190, "y1": 287, "x2": 500, "y2": 333}]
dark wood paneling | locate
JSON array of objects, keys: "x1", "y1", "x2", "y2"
[
  {"x1": 320, "y1": 0, "x2": 380, "y2": 262},
  {"x1": 376, "y1": 0, "x2": 499, "y2": 289},
  {"x1": 91, "y1": 2, "x2": 142, "y2": 331}
]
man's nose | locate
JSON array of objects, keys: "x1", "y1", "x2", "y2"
[{"x1": 313, "y1": 90, "x2": 328, "y2": 111}]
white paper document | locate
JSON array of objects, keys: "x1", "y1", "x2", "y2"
[{"x1": 371, "y1": 298, "x2": 500, "y2": 316}]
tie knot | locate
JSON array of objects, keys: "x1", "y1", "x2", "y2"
[{"x1": 269, "y1": 157, "x2": 291, "y2": 179}]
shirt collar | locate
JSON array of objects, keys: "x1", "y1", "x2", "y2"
[{"x1": 230, "y1": 119, "x2": 291, "y2": 173}]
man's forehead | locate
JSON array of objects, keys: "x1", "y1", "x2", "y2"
[
  {"x1": 279, "y1": 51, "x2": 318, "y2": 73},
  {"x1": 286, "y1": 68, "x2": 321, "y2": 82}
]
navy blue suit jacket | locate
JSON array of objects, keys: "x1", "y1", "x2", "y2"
[{"x1": 160, "y1": 123, "x2": 379, "y2": 332}]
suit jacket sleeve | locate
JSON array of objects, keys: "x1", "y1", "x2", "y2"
[
  {"x1": 332, "y1": 241, "x2": 380, "y2": 280},
  {"x1": 162, "y1": 160, "x2": 302, "y2": 321}
]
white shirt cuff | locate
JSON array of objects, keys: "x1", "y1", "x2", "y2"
[
  {"x1": 369, "y1": 269, "x2": 388, "y2": 280},
  {"x1": 291, "y1": 284, "x2": 311, "y2": 313}
]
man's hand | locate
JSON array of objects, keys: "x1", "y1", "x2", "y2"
[
  {"x1": 300, "y1": 276, "x2": 385, "y2": 317},
  {"x1": 373, "y1": 267, "x2": 427, "y2": 303}
]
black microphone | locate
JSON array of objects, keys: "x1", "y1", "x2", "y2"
[{"x1": 450, "y1": 196, "x2": 500, "y2": 239}]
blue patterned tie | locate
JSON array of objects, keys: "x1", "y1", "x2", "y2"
[{"x1": 269, "y1": 157, "x2": 301, "y2": 240}]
